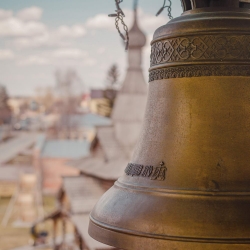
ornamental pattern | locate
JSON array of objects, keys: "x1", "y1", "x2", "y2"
[
  {"x1": 150, "y1": 35, "x2": 250, "y2": 66},
  {"x1": 149, "y1": 65, "x2": 250, "y2": 82}
]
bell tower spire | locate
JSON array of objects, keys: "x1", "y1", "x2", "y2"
[
  {"x1": 111, "y1": 0, "x2": 147, "y2": 157},
  {"x1": 134, "y1": 0, "x2": 138, "y2": 20},
  {"x1": 126, "y1": 0, "x2": 146, "y2": 70}
]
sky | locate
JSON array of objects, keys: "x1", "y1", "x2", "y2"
[{"x1": 0, "y1": 0, "x2": 183, "y2": 96}]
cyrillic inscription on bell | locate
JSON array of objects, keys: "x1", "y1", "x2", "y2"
[
  {"x1": 89, "y1": 0, "x2": 250, "y2": 249},
  {"x1": 125, "y1": 162, "x2": 167, "y2": 180}
]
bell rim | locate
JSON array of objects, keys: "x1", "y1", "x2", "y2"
[
  {"x1": 89, "y1": 214, "x2": 250, "y2": 244},
  {"x1": 89, "y1": 216, "x2": 250, "y2": 250},
  {"x1": 89, "y1": 177, "x2": 250, "y2": 244}
]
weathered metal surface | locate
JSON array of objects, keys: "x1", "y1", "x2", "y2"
[{"x1": 89, "y1": 1, "x2": 250, "y2": 249}]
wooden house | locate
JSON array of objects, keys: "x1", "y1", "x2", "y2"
[{"x1": 34, "y1": 136, "x2": 90, "y2": 194}]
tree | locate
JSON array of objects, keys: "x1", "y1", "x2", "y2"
[
  {"x1": 35, "y1": 86, "x2": 55, "y2": 113},
  {"x1": 0, "y1": 85, "x2": 9, "y2": 109},
  {"x1": 105, "y1": 64, "x2": 120, "y2": 111},
  {"x1": 0, "y1": 85, "x2": 11, "y2": 124},
  {"x1": 106, "y1": 64, "x2": 120, "y2": 89},
  {"x1": 54, "y1": 69, "x2": 83, "y2": 138}
]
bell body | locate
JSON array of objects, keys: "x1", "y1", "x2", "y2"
[{"x1": 89, "y1": 4, "x2": 250, "y2": 250}]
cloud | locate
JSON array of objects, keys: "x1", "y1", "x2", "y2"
[
  {"x1": 86, "y1": 14, "x2": 114, "y2": 30},
  {"x1": 0, "y1": 17, "x2": 47, "y2": 37},
  {"x1": 13, "y1": 32, "x2": 71, "y2": 48},
  {"x1": 1, "y1": 7, "x2": 86, "y2": 49},
  {"x1": 0, "y1": 7, "x2": 46, "y2": 38},
  {"x1": 53, "y1": 48, "x2": 88, "y2": 59},
  {"x1": 57, "y1": 24, "x2": 86, "y2": 38},
  {"x1": 13, "y1": 24, "x2": 86, "y2": 49},
  {"x1": 13, "y1": 33, "x2": 50, "y2": 48},
  {"x1": 0, "y1": 49, "x2": 15, "y2": 60},
  {"x1": 85, "y1": 8, "x2": 169, "y2": 34},
  {"x1": 52, "y1": 48, "x2": 96, "y2": 66},
  {"x1": 7, "y1": 15, "x2": 86, "y2": 48},
  {"x1": 140, "y1": 12, "x2": 169, "y2": 33},
  {"x1": 18, "y1": 55, "x2": 49, "y2": 65},
  {"x1": 17, "y1": 49, "x2": 96, "y2": 66},
  {"x1": 97, "y1": 47, "x2": 106, "y2": 54},
  {"x1": 0, "y1": 9, "x2": 13, "y2": 20},
  {"x1": 83, "y1": 58, "x2": 96, "y2": 66},
  {"x1": 16, "y1": 6, "x2": 43, "y2": 22}
]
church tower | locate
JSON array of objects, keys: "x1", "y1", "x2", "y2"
[{"x1": 112, "y1": 4, "x2": 147, "y2": 158}]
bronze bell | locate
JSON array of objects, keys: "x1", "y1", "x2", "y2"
[{"x1": 89, "y1": 0, "x2": 250, "y2": 249}]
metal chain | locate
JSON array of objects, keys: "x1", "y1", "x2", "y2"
[
  {"x1": 156, "y1": 0, "x2": 173, "y2": 19},
  {"x1": 109, "y1": 0, "x2": 173, "y2": 50},
  {"x1": 109, "y1": 0, "x2": 129, "y2": 51}
]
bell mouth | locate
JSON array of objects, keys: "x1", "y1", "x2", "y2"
[
  {"x1": 88, "y1": 180, "x2": 250, "y2": 250},
  {"x1": 89, "y1": 219, "x2": 250, "y2": 250}
]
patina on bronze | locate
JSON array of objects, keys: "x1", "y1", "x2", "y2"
[{"x1": 89, "y1": 1, "x2": 250, "y2": 249}]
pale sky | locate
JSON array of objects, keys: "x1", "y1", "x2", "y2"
[{"x1": 0, "y1": 0, "x2": 182, "y2": 96}]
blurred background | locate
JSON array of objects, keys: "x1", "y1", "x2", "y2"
[{"x1": 0, "y1": 1, "x2": 182, "y2": 249}]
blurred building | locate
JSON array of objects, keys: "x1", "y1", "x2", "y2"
[
  {"x1": 0, "y1": 132, "x2": 41, "y2": 226},
  {"x1": 34, "y1": 135, "x2": 89, "y2": 194},
  {"x1": 51, "y1": 113, "x2": 112, "y2": 141},
  {"x1": 89, "y1": 89, "x2": 117, "y2": 117},
  {"x1": 8, "y1": 96, "x2": 31, "y2": 116},
  {"x1": 0, "y1": 124, "x2": 12, "y2": 142},
  {"x1": 0, "y1": 164, "x2": 42, "y2": 227},
  {"x1": 34, "y1": 112, "x2": 112, "y2": 194},
  {"x1": 0, "y1": 132, "x2": 36, "y2": 166},
  {"x1": 0, "y1": 166, "x2": 27, "y2": 198}
]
